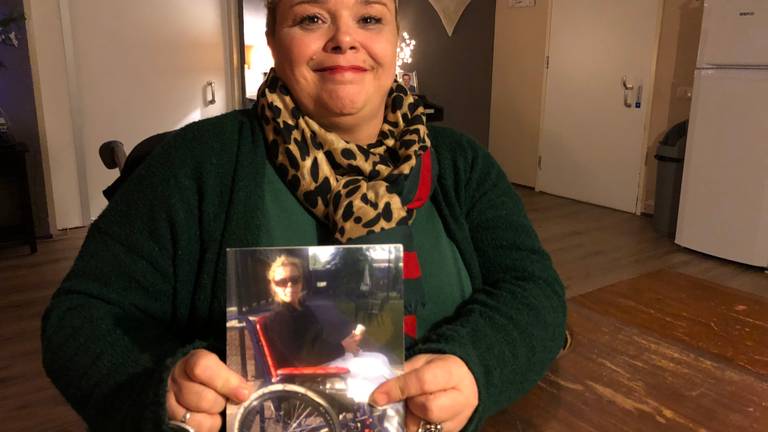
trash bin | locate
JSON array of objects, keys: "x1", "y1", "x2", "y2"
[{"x1": 653, "y1": 120, "x2": 688, "y2": 238}]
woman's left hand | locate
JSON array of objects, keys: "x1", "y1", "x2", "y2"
[{"x1": 369, "y1": 354, "x2": 479, "y2": 432}]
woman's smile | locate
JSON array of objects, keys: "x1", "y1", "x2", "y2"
[{"x1": 313, "y1": 64, "x2": 369, "y2": 74}]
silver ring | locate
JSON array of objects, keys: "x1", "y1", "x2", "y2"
[
  {"x1": 418, "y1": 420, "x2": 443, "y2": 432},
  {"x1": 180, "y1": 410, "x2": 192, "y2": 424}
]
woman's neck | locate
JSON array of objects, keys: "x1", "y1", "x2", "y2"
[{"x1": 316, "y1": 109, "x2": 384, "y2": 145}]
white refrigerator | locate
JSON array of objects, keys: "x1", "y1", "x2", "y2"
[{"x1": 675, "y1": 0, "x2": 768, "y2": 268}]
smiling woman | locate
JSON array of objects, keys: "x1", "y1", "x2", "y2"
[
  {"x1": 41, "y1": 0, "x2": 566, "y2": 431},
  {"x1": 267, "y1": 0, "x2": 399, "y2": 144}
]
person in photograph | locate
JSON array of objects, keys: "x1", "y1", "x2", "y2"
[
  {"x1": 260, "y1": 254, "x2": 361, "y2": 367},
  {"x1": 41, "y1": 1, "x2": 566, "y2": 431},
  {"x1": 401, "y1": 72, "x2": 417, "y2": 93},
  {"x1": 261, "y1": 254, "x2": 403, "y2": 431}
]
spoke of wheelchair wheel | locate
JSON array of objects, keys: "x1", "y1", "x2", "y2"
[{"x1": 288, "y1": 401, "x2": 313, "y2": 431}]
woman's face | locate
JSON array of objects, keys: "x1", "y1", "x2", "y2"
[
  {"x1": 268, "y1": 0, "x2": 398, "y2": 130},
  {"x1": 271, "y1": 264, "x2": 302, "y2": 305}
]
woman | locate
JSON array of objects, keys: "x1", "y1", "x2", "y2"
[
  {"x1": 261, "y1": 254, "x2": 402, "y2": 430},
  {"x1": 42, "y1": 1, "x2": 566, "y2": 431},
  {"x1": 260, "y1": 254, "x2": 362, "y2": 367}
]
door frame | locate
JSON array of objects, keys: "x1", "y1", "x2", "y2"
[
  {"x1": 59, "y1": 0, "x2": 91, "y2": 226},
  {"x1": 225, "y1": 0, "x2": 247, "y2": 109},
  {"x1": 535, "y1": 0, "x2": 665, "y2": 215}
]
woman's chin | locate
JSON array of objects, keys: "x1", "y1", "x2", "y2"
[{"x1": 318, "y1": 89, "x2": 385, "y2": 118}]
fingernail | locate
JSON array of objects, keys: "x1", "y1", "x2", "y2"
[{"x1": 368, "y1": 391, "x2": 388, "y2": 408}]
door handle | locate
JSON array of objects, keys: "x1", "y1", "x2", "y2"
[
  {"x1": 622, "y1": 76, "x2": 634, "y2": 108},
  {"x1": 622, "y1": 76, "x2": 634, "y2": 90},
  {"x1": 624, "y1": 90, "x2": 633, "y2": 108},
  {"x1": 206, "y1": 80, "x2": 217, "y2": 106}
]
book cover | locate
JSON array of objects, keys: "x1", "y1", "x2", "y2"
[{"x1": 226, "y1": 245, "x2": 405, "y2": 432}]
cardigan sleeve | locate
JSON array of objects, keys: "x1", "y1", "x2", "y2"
[
  {"x1": 409, "y1": 128, "x2": 567, "y2": 431},
  {"x1": 41, "y1": 115, "x2": 239, "y2": 431}
]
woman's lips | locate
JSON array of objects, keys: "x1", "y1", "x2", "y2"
[{"x1": 314, "y1": 65, "x2": 368, "y2": 74}]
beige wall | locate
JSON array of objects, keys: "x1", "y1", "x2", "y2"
[
  {"x1": 489, "y1": 0, "x2": 703, "y2": 204},
  {"x1": 642, "y1": 0, "x2": 703, "y2": 212},
  {"x1": 489, "y1": 0, "x2": 550, "y2": 187},
  {"x1": 25, "y1": 0, "x2": 83, "y2": 229}
]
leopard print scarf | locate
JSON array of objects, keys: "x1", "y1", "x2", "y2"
[{"x1": 256, "y1": 69, "x2": 432, "y2": 243}]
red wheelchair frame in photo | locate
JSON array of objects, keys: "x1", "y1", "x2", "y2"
[{"x1": 232, "y1": 313, "x2": 389, "y2": 432}]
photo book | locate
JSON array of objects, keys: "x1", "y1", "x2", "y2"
[{"x1": 225, "y1": 245, "x2": 405, "y2": 432}]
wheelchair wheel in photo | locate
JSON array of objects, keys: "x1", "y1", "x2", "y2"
[{"x1": 234, "y1": 383, "x2": 341, "y2": 432}]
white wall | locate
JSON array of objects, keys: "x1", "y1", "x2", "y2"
[
  {"x1": 489, "y1": 0, "x2": 550, "y2": 187},
  {"x1": 25, "y1": 0, "x2": 83, "y2": 229}
]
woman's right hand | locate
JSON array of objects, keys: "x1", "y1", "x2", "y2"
[
  {"x1": 341, "y1": 332, "x2": 362, "y2": 354},
  {"x1": 166, "y1": 349, "x2": 252, "y2": 432}
]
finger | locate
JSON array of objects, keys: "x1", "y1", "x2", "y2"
[
  {"x1": 370, "y1": 356, "x2": 460, "y2": 406},
  {"x1": 166, "y1": 388, "x2": 223, "y2": 432},
  {"x1": 407, "y1": 389, "x2": 464, "y2": 425},
  {"x1": 183, "y1": 349, "x2": 250, "y2": 403},
  {"x1": 407, "y1": 409, "x2": 466, "y2": 432},
  {"x1": 405, "y1": 407, "x2": 421, "y2": 432},
  {"x1": 404, "y1": 354, "x2": 436, "y2": 372},
  {"x1": 439, "y1": 417, "x2": 471, "y2": 432},
  {"x1": 171, "y1": 368, "x2": 227, "y2": 414}
]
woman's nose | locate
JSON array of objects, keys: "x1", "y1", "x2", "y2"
[{"x1": 324, "y1": 21, "x2": 359, "y2": 54}]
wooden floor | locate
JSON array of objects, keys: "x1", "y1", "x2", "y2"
[
  {"x1": 1, "y1": 188, "x2": 766, "y2": 430},
  {"x1": 0, "y1": 230, "x2": 88, "y2": 431},
  {"x1": 515, "y1": 187, "x2": 768, "y2": 299}
]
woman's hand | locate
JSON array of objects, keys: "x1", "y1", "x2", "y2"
[
  {"x1": 369, "y1": 354, "x2": 479, "y2": 432},
  {"x1": 166, "y1": 349, "x2": 252, "y2": 432},
  {"x1": 341, "y1": 332, "x2": 362, "y2": 354}
]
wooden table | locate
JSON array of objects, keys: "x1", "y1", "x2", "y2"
[{"x1": 485, "y1": 270, "x2": 768, "y2": 431}]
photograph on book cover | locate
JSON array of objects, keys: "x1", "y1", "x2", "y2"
[{"x1": 226, "y1": 245, "x2": 405, "y2": 432}]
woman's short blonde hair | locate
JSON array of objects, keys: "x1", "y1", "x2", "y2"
[
  {"x1": 267, "y1": 254, "x2": 303, "y2": 283},
  {"x1": 265, "y1": 0, "x2": 399, "y2": 37}
]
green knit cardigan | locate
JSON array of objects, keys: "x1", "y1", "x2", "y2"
[{"x1": 42, "y1": 109, "x2": 566, "y2": 431}]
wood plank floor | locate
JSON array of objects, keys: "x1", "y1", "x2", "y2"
[
  {"x1": 0, "y1": 229, "x2": 89, "y2": 431},
  {"x1": 1, "y1": 187, "x2": 766, "y2": 430},
  {"x1": 515, "y1": 187, "x2": 768, "y2": 299}
]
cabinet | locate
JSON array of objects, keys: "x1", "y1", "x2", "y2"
[{"x1": 0, "y1": 143, "x2": 38, "y2": 254}]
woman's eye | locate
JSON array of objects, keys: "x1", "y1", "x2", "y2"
[
  {"x1": 359, "y1": 15, "x2": 383, "y2": 26},
  {"x1": 298, "y1": 14, "x2": 324, "y2": 27}
]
